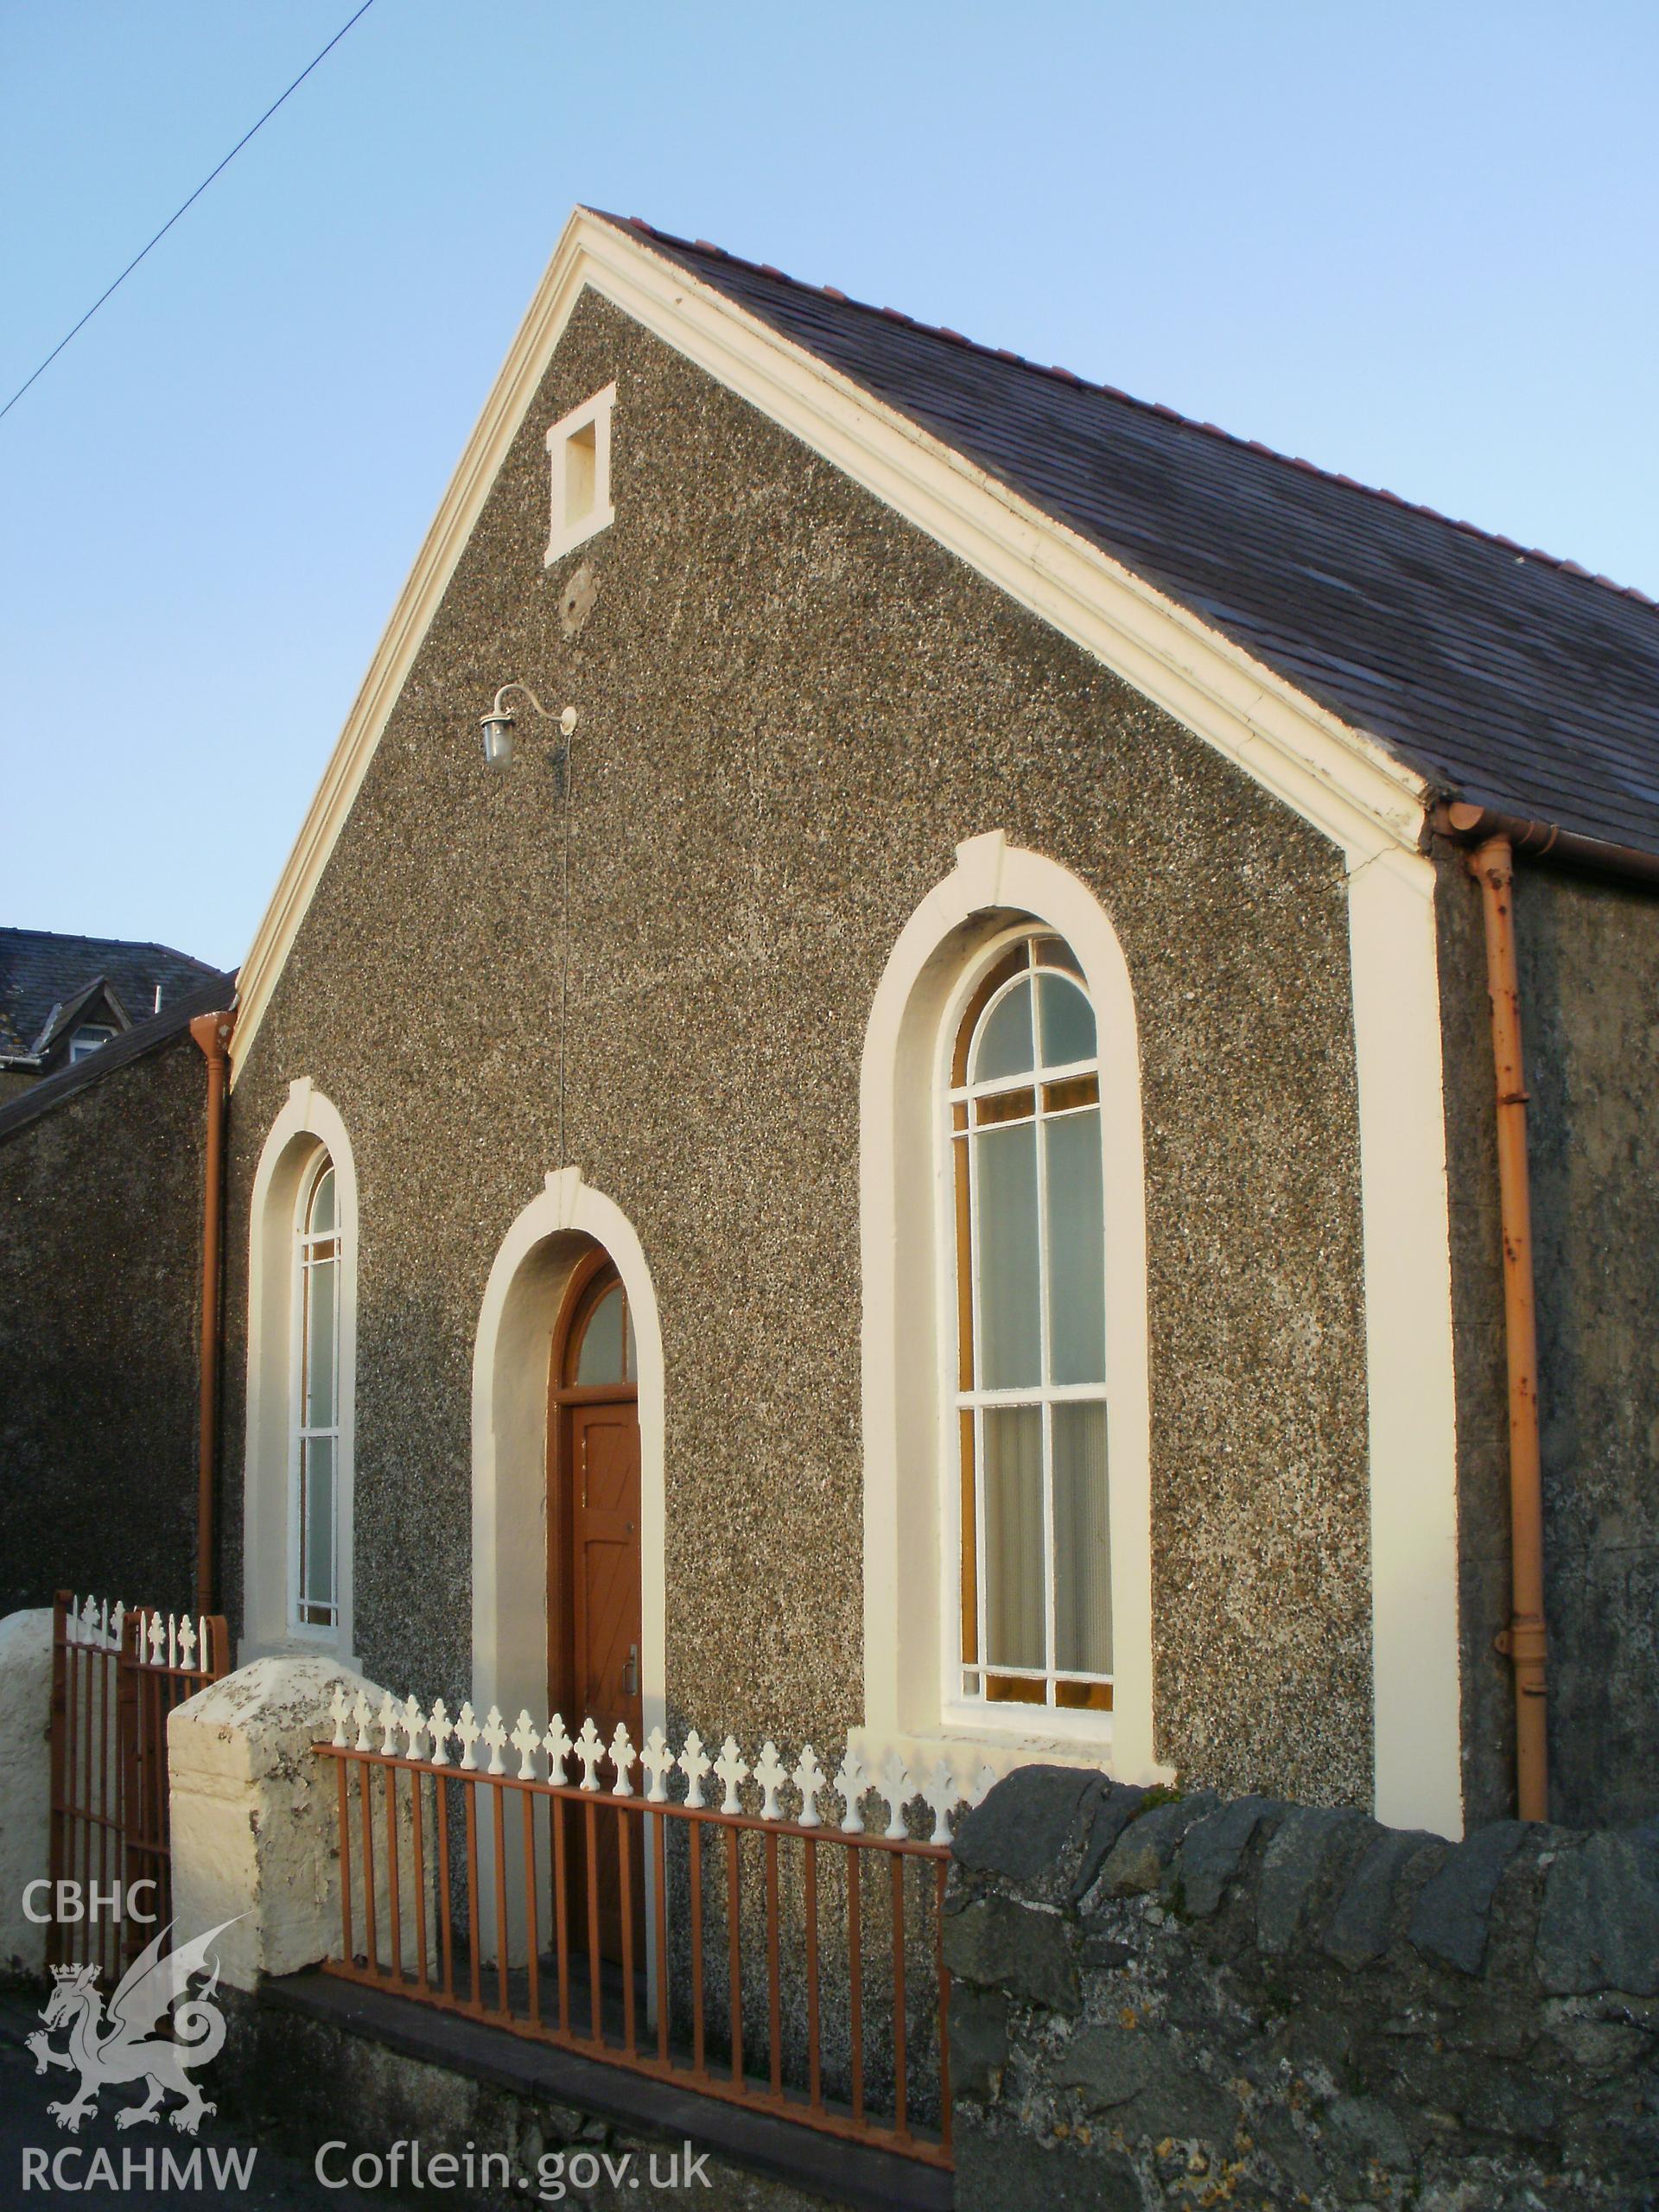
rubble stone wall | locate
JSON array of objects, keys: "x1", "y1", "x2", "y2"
[{"x1": 946, "y1": 1766, "x2": 1659, "y2": 2209}]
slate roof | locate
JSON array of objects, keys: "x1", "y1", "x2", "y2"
[
  {"x1": 604, "y1": 214, "x2": 1659, "y2": 861},
  {"x1": 0, "y1": 967, "x2": 235, "y2": 1145},
  {"x1": 0, "y1": 928, "x2": 221, "y2": 1062}
]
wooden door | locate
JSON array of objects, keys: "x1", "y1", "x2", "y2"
[
  {"x1": 549, "y1": 1255, "x2": 643, "y2": 1966},
  {"x1": 569, "y1": 1402, "x2": 643, "y2": 1745}
]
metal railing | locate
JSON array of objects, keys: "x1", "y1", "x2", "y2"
[
  {"x1": 318, "y1": 1694, "x2": 978, "y2": 2168},
  {"x1": 48, "y1": 1592, "x2": 228, "y2": 1976}
]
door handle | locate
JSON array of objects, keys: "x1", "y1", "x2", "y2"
[{"x1": 623, "y1": 1643, "x2": 639, "y2": 1699}]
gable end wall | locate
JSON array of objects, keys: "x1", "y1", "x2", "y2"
[{"x1": 221, "y1": 289, "x2": 1375, "y2": 1805}]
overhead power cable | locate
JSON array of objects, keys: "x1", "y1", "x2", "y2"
[{"x1": 0, "y1": 0, "x2": 377, "y2": 424}]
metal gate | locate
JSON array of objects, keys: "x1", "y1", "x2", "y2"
[{"x1": 47, "y1": 1590, "x2": 229, "y2": 1978}]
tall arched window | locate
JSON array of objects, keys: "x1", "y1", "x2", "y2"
[
  {"x1": 293, "y1": 1153, "x2": 340, "y2": 1631},
  {"x1": 950, "y1": 931, "x2": 1110, "y2": 1713}
]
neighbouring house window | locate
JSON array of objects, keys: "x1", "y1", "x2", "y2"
[
  {"x1": 68, "y1": 1024, "x2": 116, "y2": 1063},
  {"x1": 950, "y1": 932, "x2": 1111, "y2": 1713},
  {"x1": 294, "y1": 1154, "x2": 340, "y2": 1631},
  {"x1": 543, "y1": 384, "x2": 617, "y2": 569}
]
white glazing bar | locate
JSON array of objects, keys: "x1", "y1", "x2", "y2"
[
  {"x1": 958, "y1": 1383, "x2": 1109, "y2": 1407},
  {"x1": 1034, "y1": 1089, "x2": 1058, "y2": 1702}
]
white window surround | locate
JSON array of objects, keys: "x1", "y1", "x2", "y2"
[
  {"x1": 543, "y1": 384, "x2": 616, "y2": 569},
  {"x1": 470, "y1": 1167, "x2": 665, "y2": 1758},
  {"x1": 243, "y1": 1080, "x2": 359, "y2": 1669},
  {"x1": 860, "y1": 831, "x2": 1170, "y2": 1785}
]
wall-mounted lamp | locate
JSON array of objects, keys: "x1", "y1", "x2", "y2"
[{"x1": 479, "y1": 683, "x2": 579, "y2": 771}]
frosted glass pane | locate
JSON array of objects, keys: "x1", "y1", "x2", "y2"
[
  {"x1": 973, "y1": 979, "x2": 1034, "y2": 1083},
  {"x1": 1053, "y1": 1404, "x2": 1111, "y2": 1674},
  {"x1": 1036, "y1": 974, "x2": 1096, "y2": 1069},
  {"x1": 974, "y1": 1122, "x2": 1040, "y2": 1388},
  {"x1": 577, "y1": 1284, "x2": 627, "y2": 1384},
  {"x1": 308, "y1": 1165, "x2": 335, "y2": 1236},
  {"x1": 302, "y1": 1434, "x2": 335, "y2": 1616},
  {"x1": 1046, "y1": 1109, "x2": 1105, "y2": 1384},
  {"x1": 982, "y1": 1408, "x2": 1045, "y2": 1671},
  {"x1": 625, "y1": 1304, "x2": 638, "y2": 1382},
  {"x1": 303, "y1": 1257, "x2": 337, "y2": 1428}
]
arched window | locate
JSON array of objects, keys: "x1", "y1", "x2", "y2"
[
  {"x1": 245, "y1": 1080, "x2": 359, "y2": 1662},
  {"x1": 293, "y1": 1153, "x2": 340, "y2": 1632},
  {"x1": 949, "y1": 931, "x2": 1110, "y2": 1713}
]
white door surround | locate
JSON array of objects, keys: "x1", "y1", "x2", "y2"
[{"x1": 470, "y1": 1169, "x2": 666, "y2": 1751}]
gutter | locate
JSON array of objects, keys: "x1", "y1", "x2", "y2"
[{"x1": 1435, "y1": 799, "x2": 1659, "y2": 890}]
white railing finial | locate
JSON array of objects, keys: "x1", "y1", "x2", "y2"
[
  {"x1": 429, "y1": 1698, "x2": 453, "y2": 1766},
  {"x1": 879, "y1": 1748, "x2": 912, "y2": 1840},
  {"x1": 311, "y1": 1679, "x2": 990, "y2": 1849},
  {"x1": 641, "y1": 1726, "x2": 673, "y2": 1803},
  {"x1": 715, "y1": 1736, "x2": 749, "y2": 1816},
  {"x1": 753, "y1": 1741, "x2": 787, "y2": 1821},
  {"x1": 543, "y1": 1713, "x2": 573, "y2": 1782},
  {"x1": 575, "y1": 1719, "x2": 605, "y2": 1791},
  {"x1": 792, "y1": 1745, "x2": 826, "y2": 1828},
  {"x1": 608, "y1": 1723, "x2": 636, "y2": 1797},
  {"x1": 679, "y1": 1728, "x2": 710, "y2": 1809},
  {"x1": 511, "y1": 1710, "x2": 541, "y2": 1780},
  {"x1": 834, "y1": 1743, "x2": 868, "y2": 1835}
]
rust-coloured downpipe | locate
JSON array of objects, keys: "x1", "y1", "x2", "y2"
[
  {"x1": 188, "y1": 1008, "x2": 235, "y2": 1618},
  {"x1": 1459, "y1": 832, "x2": 1550, "y2": 1821}
]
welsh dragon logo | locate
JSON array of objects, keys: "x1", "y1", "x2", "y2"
[{"x1": 26, "y1": 1918, "x2": 239, "y2": 2135}]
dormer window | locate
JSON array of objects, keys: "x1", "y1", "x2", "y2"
[
  {"x1": 68, "y1": 1025, "x2": 116, "y2": 1064},
  {"x1": 543, "y1": 385, "x2": 616, "y2": 569}
]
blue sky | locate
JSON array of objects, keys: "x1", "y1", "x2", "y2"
[{"x1": 3, "y1": 2, "x2": 1656, "y2": 967}]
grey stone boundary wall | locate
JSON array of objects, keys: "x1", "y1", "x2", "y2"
[{"x1": 946, "y1": 1768, "x2": 1659, "y2": 2210}]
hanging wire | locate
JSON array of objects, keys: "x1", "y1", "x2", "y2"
[{"x1": 0, "y1": 0, "x2": 378, "y2": 424}]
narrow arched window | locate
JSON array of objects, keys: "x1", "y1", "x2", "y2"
[
  {"x1": 950, "y1": 932, "x2": 1110, "y2": 1712},
  {"x1": 294, "y1": 1154, "x2": 340, "y2": 1631}
]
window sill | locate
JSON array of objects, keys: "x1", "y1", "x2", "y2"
[
  {"x1": 543, "y1": 504, "x2": 614, "y2": 571},
  {"x1": 238, "y1": 1630, "x2": 360, "y2": 1676},
  {"x1": 849, "y1": 1709, "x2": 1117, "y2": 1795}
]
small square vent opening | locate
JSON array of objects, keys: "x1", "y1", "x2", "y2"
[{"x1": 544, "y1": 385, "x2": 616, "y2": 568}]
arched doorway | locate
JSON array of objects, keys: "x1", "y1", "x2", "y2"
[{"x1": 548, "y1": 1249, "x2": 644, "y2": 1963}]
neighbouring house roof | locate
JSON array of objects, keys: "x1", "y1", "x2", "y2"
[
  {"x1": 0, "y1": 928, "x2": 222, "y2": 1065},
  {"x1": 605, "y1": 214, "x2": 1659, "y2": 861},
  {"x1": 0, "y1": 968, "x2": 236, "y2": 1145}
]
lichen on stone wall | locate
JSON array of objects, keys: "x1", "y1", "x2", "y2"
[{"x1": 947, "y1": 1765, "x2": 1659, "y2": 2209}]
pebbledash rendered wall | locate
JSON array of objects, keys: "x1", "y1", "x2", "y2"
[
  {"x1": 1436, "y1": 852, "x2": 1659, "y2": 1832},
  {"x1": 219, "y1": 287, "x2": 1374, "y2": 1803},
  {"x1": 947, "y1": 1765, "x2": 1659, "y2": 2209}
]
